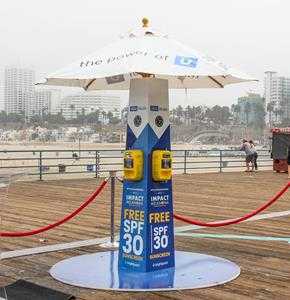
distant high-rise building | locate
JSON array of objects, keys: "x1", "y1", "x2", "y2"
[
  {"x1": 4, "y1": 67, "x2": 35, "y2": 118},
  {"x1": 236, "y1": 93, "x2": 265, "y2": 126},
  {"x1": 33, "y1": 89, "x2": 61, "y2": 116},
  {"x1": 33, "y1": 90, "x2": 52, "y2": 116},
  {"x1": 264, "y1": 71, "x2": 290, "y2": 125},
  {"x1": 49, "y1": 89, "x2": 62, "y2": 115},
  {"x1": 57, "y1": 93, "x2": 121, "y2": 121}
]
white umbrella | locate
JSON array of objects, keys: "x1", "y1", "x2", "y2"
[{"x1": 41, "y1": 19, "x2": 256, "y2": 90}]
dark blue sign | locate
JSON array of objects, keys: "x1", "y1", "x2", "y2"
[
  {"x1": 130, "y1": 106, "x2": 138, "y2": 111},
  {"x1": 86, "y1": 164, "x2": 95, "y2": 172},
  {"x1": 119, "y1": 124, "x2": 174, "y2": 272},
  {"x1": 150, "y1": 105, "x2": 159, "y2": 111}
]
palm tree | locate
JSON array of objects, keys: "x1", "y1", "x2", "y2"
[
  {"x1": 252, "y1": 103, "x2": 265, "y2": 131},
  {"x1": 277, "y1": 108, "x2": 284, "y2": 124},
  {"x1": 0, "y1": 111, "x2": 7, "y2": 123},
  {"x1": 244, "y1": 102, "x2": 251, "y2": 127},
  {"x1": 232, "y1": 104, "x2": 241, "y2": 123},
  {"x1": 185, "y1": 105, "x2": 191, "y2": 125},
  {"x1": 107, "y1": 111, "x2": 114, "y2": 123},
  {"x1": 76, "y1": 110, "x2": 80, "y2": 123},
  {"x1": 81, "y1": 107, "x2": 86, "y2": 125},
  {"x1": 69, "y1": 104, "x2": 75, "y2": 120},
  {"x1": 195, "y1": 106, "x2": 203, "y2": 124},
  {"x1": 189, "y1": 106, "x2": 196, "y2": 124},
  {"x1": 266, "y1": 101, "x2": 275, "y2": 127},
  {"x1": 95, "y1": 109, "x2": 100, "y2": 123},
  {"x1": 170, "y1": 108, "x2": 177, "y2": 123},
  {"x1": 273, "y1": 108, "x2": 279, "y2": 125},
  {"x1": 101, "y1": 111, "x2": 107, "y2": 124},
  {"x1": 176, "y1": 105, "x2": 184, "y2": 123}
]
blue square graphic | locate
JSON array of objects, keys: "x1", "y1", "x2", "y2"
[
  {"x1": 150, "y1": 105, "x2": 159, "y2": 111},
  {"x1": 174, "y1": 56, "x2": 198, "y2": 68},
  {"x1": 130, "y1": 106, "x2": 138, "y2": 111}
]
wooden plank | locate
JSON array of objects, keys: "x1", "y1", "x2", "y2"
[{"x1": 0, "y1": 171, "x2": 290, "y2": 299}]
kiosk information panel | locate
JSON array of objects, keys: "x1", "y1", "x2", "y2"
[{"x1": 118, "y1": 78, "x2": 175, "y2": 272}]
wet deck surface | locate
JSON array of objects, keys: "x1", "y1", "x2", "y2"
[{"x1": 1, "y1": 171, "x2": 290, "y2": 299}]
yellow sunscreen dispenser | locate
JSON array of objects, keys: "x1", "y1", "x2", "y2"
[
  {"x1": 123, "y1": 150, "x2": 144, "y2": 181},
  {"x1": 152, "y1": 150, "x2": 172, "y2": 181}
]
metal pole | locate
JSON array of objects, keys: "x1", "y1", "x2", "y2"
[
  {"x1": 219, "y1": 150, "x2": 223, "y2": 173},
  {"x1": 95, "y1": 151, "x2": 100, "y2": 178},
  {"x1": 110, "y1": 171, "x2": 116, "y2": 244},
  {"x1": 78, "y1": 137, "x2": 81, "y2": 158},
  {"x1": 183, "y1": 150, "x2": 187, "y2": 174},
  {"x1": 39, "y1": 151, "x2": 43, "y2": 181}
]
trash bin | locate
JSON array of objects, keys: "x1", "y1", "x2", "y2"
[
  {"x1": 39, "y1": 166, "x2": 50, "y2": 172},
  {"x1": 87, "y1": 164, "x2": 94, "y2": 172},
  {"x1": 58, "y1": 164, "x2": 66, "y2": 173}
]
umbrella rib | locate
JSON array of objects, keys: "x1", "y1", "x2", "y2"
[
  {"x1": 84, "y1": 79, "x2": 96, "y2": 91},
  {"x1": 208, "y1": 76, "x2": 224, "y2": 88}
]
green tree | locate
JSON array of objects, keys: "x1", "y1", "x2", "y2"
[
  {"x1": 81, "y1": 108, "x2": 86, "y2": 125},
  {"x1": 185, "y1": 105, "x2": 191, "y2": 125},
  {"x1": 189, "y1": 106, "x2": 196, "y2": 124},
  {"x1": 252, "y1": 103, "x2": 265, "y2": 130},
  {"x1": 266, "y1": 101, "x2": 275, "y2": 126},
  {"x1": 69, "y1": 104, "x2": 75, "y2": 120},
  {"x1": 0, "y1": 111, "x2": 8, "y2": 123},
  {"x1": 176, "y1": 105, "x2": 184, "y2": 123},
  {"x1": 244, "y1": 102, "x2": 251, "y2": 126}
]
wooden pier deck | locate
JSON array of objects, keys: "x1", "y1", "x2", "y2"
[{"x1": 1, "y1": 171, "x2": 290, "y2": 299}]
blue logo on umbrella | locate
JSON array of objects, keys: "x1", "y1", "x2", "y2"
[{"x1": 174, "y1": 56, "x2": 198, "y2": 68}]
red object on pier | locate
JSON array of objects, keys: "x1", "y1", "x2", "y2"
[
  {"x1": 271, "y1": 128, "x2": 290, "y2": 173},
  {"x1": 273, "y1": 159, "x2": 288, "y2": 172}
]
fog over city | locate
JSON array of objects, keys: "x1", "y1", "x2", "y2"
[{"x1": 0, "y1": 0, "x2": 289, "y2": 109}]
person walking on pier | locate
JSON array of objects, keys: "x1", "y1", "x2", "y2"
[
  {"x1": 249, "y1": 140, "x2": 258, "y2": 171},
  {"x1": 240, "y1": 139, "x2": 255, "y2": 172}
]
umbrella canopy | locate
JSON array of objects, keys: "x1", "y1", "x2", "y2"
[{"x1": 42, "y1": 19, "x2": 256, "y2": 90}]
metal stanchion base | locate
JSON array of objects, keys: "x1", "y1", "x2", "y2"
[{"x1": 50, "y1": 251, "x2": 240, "y2": 291}]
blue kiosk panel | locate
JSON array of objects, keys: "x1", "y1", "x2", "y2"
[{"x1": 118, "y1": 78, "x2": 175, "y2": 272}]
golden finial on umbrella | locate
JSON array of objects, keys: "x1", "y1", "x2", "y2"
[{"x1": 142, "y1": 17, "x2": 149, "y2": 28}]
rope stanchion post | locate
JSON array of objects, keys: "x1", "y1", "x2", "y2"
[
  {"x1": 39, "y1": 151, "x2": 43, "y2": 181},
  {"x1": 219, "y1": 150, "x2": 223, "y2": 173},
  {"x1": 95, "y1": 151, "x2": 100, "y2": 178},
  {"x1": 100, "y1": 171, "x2": 119, "y2": 249},
  {"x1": 110, "y1": 171, "x2": 116, "y2": 245},
  {"x1": 183, "y1": 150, "x2": 187, "y2": 174}
]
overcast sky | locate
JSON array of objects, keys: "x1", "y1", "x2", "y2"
[{"x1": 0, "y1": 0, "x2": 289, "y2": 109}]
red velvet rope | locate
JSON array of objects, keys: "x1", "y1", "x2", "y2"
[
  {"x1": 2, "y1": 177, "x2": 289, "y2": 236},
  {"x1": 1, "y1": 178, "x2": 108, "y2": 237},
  {"x1": 174, "y1": 182, "x2": 290, "y2": 227}
]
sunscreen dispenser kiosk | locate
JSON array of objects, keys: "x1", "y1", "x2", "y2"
[{"x1": 119, "y1": 78, "x2": 175, "y2": 273}]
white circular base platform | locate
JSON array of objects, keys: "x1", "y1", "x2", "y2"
[
  {"x1": 99, "y1": 241, "x2": 119, "y2": 249},
  {"x1": 50, "y1": 251, "x2": 240, "y2": 291}
]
